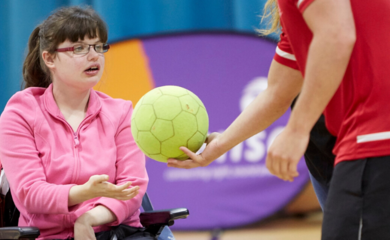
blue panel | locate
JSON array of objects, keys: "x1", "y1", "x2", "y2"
[
  {"x1": 0, "y1": 0, "x2": 10, "y2": 109},
  {"x1": 1, "y1": 0, "x2": 68, "y2": 111},
  {"x1": 0, "y1": 0, "x2": 276, "y2": 111},
  {"x1": 69, "y1": 0, "x2": 92, "y2": 5}
]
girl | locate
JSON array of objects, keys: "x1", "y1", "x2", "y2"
[{"x1": 0, "y1": 6, "x2": 154, "y2": 240}]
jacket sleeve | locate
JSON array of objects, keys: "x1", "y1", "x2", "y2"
[
  {"x1": 0, "y1": 92, "x2": 75, "y2": 214},
  {"x1": 93, "y1": 101, "x2": 148, "y2": 226}
]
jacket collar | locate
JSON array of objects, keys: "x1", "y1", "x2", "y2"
[{"x1": 43, "y1": 84, "x2": 102, "y2": 119}]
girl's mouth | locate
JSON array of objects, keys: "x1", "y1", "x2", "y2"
[{"x1": 84, "y1": 65, "x2": 100, "y2": 75}]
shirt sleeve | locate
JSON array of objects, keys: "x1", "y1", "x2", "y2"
[
  {"x1": 296, "y1": 0, "x2": 316, "y2": 13},
  {"x1": 274, "y1": 27, "x2": 300, "y2": 70},
  {"x1": 0, "y1": 92, "x2": 75, "y2": 214},
  {"x1": 93, "y1": 101, "x2": 148, "y2": 226}
]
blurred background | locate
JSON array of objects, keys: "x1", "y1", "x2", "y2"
[{"x1": 0, "y1": 0, "x2": 322, "y2": 239}]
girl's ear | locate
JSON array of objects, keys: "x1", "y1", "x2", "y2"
[{"x1": 42, "y1": 51, "x2": 56, "y2": 70}]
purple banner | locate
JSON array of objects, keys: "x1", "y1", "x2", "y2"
[{"x1": 141, "y1": 33, "x2": 309, "y2": 230}]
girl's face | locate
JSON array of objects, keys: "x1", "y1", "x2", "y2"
[{"x1": 45, "y1": 36, "x2": 105, "y2": 92}]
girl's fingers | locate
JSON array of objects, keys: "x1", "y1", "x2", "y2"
[
  {"x1": 97, "y1": 180, "x2": 139, "y2": 199},
  {"x1": 116, "y1": 181, "x2": 132, "y2": 191},
  {"x1": 122, "y1": 186, "x2": 139, "y2": 193},
  {"x1": 110, "y1": 186, "x2": 139, "y2": 198},
  {"x1": 116, "y1": 190, "x2": 139, "y2": 200},
  {"x1": 90, "y1": 174, "x2": 109, "y2": 183},
  {"x1": 103, "y1": 182, "x2": 132, "y2": 193},
  {"x1": 125, "y1": 191, "x2": 139, "y2": 199}
]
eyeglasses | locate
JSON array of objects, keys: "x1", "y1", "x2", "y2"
[{"x1": 55, "y1": 43, "x2": 110, "y2": 55}]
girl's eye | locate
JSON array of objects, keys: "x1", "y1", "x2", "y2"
[
  {"x1": 95, "y1": 45, "x2": 103, "y2": 52},
  {"x1": 74, "y1": 45, "x2": 85, "y2": 53}
]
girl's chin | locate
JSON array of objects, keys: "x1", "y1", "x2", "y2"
[
  {"x1": 85, "y1": 80, "x2": 100, "y2": 89},
  {"x1": 73, "y1": 78, "x2": 100, "y2": 91},
  {"x1": 83, "y1": 75, "x2": 102, "y2": 84},
  {"x1": 53, "y1": 76, "x2": 101, "y2": 91}
]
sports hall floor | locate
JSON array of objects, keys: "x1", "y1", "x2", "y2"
[
  {"x1": 172, "y1": 183, "x2": 323, "y2": 240},
  {"x1": 173, "y1": 212, "x2": 322, "y2": 240}
]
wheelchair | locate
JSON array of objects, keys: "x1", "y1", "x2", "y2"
[{"x1": 0, "y1": 172, "x2": 189, "y2": 240}]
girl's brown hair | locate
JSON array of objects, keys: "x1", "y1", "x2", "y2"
[
  {"x1": 258, "y1": 0, "x2": 281, "y2": 36},
  {"x1": 22, "y1": 6, "x2": 108, "y2": 89}
]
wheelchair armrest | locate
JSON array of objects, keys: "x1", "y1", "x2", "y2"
[
  {"x1": 0, "y1": 227, "x2": 40, "y2": 239},
  {"x1": 140, "y1": 208, "x2": 189, "y2": 227}
]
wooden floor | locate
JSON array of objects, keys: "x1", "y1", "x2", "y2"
[{"x1": 172, "y1": 211, "x2": 323, "y2": 240}]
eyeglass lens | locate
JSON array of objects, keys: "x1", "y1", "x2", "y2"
[{"x1": 73, "y1": 44, "x2": 109, "y2": 54}]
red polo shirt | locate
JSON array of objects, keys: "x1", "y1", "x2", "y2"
[{"x1": 274, "y1": 0, "x2": 390, "y2": 164}]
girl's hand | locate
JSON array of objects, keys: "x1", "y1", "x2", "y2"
[
  {"x1": 69, "y1": 175, "x2": 140, "y2": 206},
  {"x1": 167, "y1": 132, "x2": 224, "y2": 169},
  {"x1": 85, "y1": 175, "x2": 140, "y2": 200},
  {"x1": 74, "y1": 205, "x2": 117, "y2": 240},
  {"x1": 74, "y1": 215, "x2": 96, "y2": 240}
]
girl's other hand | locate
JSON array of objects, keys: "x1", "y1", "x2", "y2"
[
  {"x1": 74, "y1": 216, "x2": 96, "y2": 240},
  {"x1": 74, "y1": 205, "x2": 117, "y2": 239},
  {"x1": 85, "y1": 175, "x2": 140, "y2": 200}
]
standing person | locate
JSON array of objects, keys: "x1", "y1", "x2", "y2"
[
  {"x1": 168, "y1": 0, "x2": 390, "y2": 239},
  {"x1": 0, "y1": 6, "x2": 155, "y2": 240}
]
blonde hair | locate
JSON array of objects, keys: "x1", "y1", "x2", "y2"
[{"x1": 258, "y1": 0, "x2": 281, "y2": 36}]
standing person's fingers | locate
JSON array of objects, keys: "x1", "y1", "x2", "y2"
[
  {"x1": 205, "y1": 132, "x2": 220, "y2": 144},
  {"x1": 271, "y1": 154, "x2": 281, "y2": 179},
  {"x1": 167, "y1": 159, "x2": 200, "y2": 169},
  {"x1": 266, "y1": 153, "x2": 274, "y2": 175},
  {"x1": 288, "y1": 161, "x2": 300, "y2": 179},
  {"x1": 280, "y1": 158, "x2": 290, "y2": 181},
  {"x1": 167, "y1": 146, "x2": 207, "y2": 169}
]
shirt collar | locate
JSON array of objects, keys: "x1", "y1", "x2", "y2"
[{"x1": 43, "y1": 84, "x2": 102, "y2": 119}]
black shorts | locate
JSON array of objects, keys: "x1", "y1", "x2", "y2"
[
  {"x1": 304, "y1": 114, "x2": 336, "y2": 187},
  {"x1": 322, "y1": 156, "x2": 390, "y2": 240},
  {"x1": 291, "y1": 97, "x2": 336, "y2": 186}
]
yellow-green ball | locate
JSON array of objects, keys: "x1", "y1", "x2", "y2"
[{"x1": 131, "y1": 85, "x2": 209, "y2": 163}]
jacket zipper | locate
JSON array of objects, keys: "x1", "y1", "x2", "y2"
[
  {"x1": 70, "y1": 116, "x2": 94, "y2": 183},
  {"x1": 53, "y1": 115, "x2": 93, "y2": 183},
  {"x1": 73, "y1": 132, "x2": 80, "y2": 184},
  {"x1": 73, "y1": 132, "x2": 80, "y2": 146}
]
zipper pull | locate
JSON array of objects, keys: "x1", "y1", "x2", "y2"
[{"x1": 74, "y1": 134, "x2": 79, "y2": 147}]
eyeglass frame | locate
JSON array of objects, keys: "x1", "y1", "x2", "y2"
[{"x1": 55, "y1": 43, "x2": 110, "y2": 55}]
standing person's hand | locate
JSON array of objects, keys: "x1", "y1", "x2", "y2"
[
  {"x1": 167, "y1": 132, "x2": 224, "y2": 169},
  {"x1": 266, "y1": 127, "x2": 310, "y2": 182}
]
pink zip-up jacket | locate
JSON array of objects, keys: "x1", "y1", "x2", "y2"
[{"x1": 0, "y1": 84, "x2": 148, "y2": 239}]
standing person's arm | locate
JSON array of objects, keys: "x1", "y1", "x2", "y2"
[
  {"x1": 168, "y1": 59, "x2": 303, "y2": 168},
  {"x1": 266, "y1": 0, "x2": 356, "y2": 181}
]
